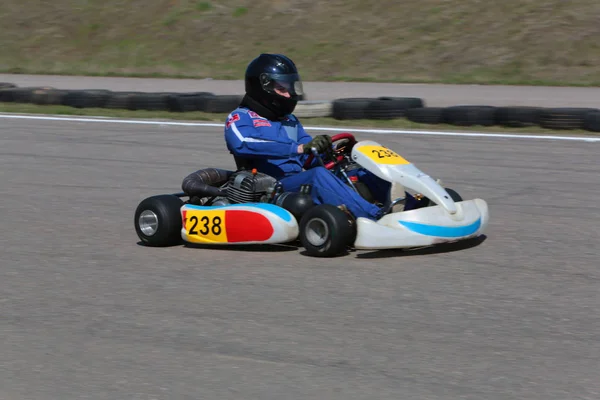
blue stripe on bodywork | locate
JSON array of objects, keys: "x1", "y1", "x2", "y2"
[
  {"x1": 399, "y1": 218, "x2": 481, "y2": 238},
  {"x1": 185, "y1": 202, "x2": 293, "y2": 222}
]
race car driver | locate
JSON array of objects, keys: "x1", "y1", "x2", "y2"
[{"x1": 224, "y1": 53, "x2": 406, "y2": 220}]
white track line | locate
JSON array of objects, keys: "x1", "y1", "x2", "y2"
[{"x1": 1, "y1": 113, "x2": 599, "y2": 142}]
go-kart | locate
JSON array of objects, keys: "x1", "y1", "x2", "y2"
[{"x1": 134, "y1": 133, "x2": 489, "y2": 257}]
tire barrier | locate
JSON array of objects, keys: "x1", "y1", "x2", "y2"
[
  {"x1": 583, "y1": 109, "x2": 600, "y2": 132},
  {"x1": 294, "y1": 101, "x2": 333, "y2": 118},
  {"x1": 405, "y1": 107, "x2": 445, "y2": 124},
  {"x1": 442, "y1": 105, "x2": 497, "y2": 127},
  {"x1": 538, "y1": 108, "x2": 598, "y2": 130},
  {"x1": 1, "y1": 83, "x2": 599, "y2": 132},
  {"x1": 364, "y1": 97, "x2": 424, "y2": 120},
  {"x1": 494, "y1": 106, "x2": 543, "y2": 128}
]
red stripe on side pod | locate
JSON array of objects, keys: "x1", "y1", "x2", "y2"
[{"x1": 225, "y1": 210, "x2": 274, "y2": 242}]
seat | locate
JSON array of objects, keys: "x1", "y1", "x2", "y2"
[{"x1": 233, "y1": 155, "x2": 255, "y2": 171}]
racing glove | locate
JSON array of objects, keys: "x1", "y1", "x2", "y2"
[{"x1": 303, "y1": 135, "x2": 332, "y2": 154}]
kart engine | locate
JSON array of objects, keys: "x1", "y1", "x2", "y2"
[{"x1": 225, "y1": 170, "x2": 277, "y2": 204}]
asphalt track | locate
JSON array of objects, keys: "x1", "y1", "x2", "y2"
[
  {"x1": 2, "y1": 73, "x2": 600, "y2": 107},
  {"x1": 1, "y1": 115, "x2": 600, "y2": 399}
]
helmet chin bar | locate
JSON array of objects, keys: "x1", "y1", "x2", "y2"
[
  {"x1": 264, "y1": 95, "x2": 297, "y2": 117},
  {"x1": 275, "y1": 97, "x2": 297, "y2": 113}
]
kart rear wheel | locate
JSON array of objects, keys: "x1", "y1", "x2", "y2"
[
  {"x1": 134, "y1": 194, "x2": 184, "y2": 247},
  {"x1": 299, "y1": 204, "x2": 356, "y2": 257}
]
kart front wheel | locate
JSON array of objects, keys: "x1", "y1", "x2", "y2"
[
  {"x1": 418, "y1": 187, "x2": 463, "y2": 208},
  {"x1": 444, "y1": 188, "x2": 463, "y2": 202},
  {"x1": 299, "y1": 204, "x2": 356, "y2": 257},
  {"x1": 134, "y1": 194, "x2": 184, "y2": 247}
]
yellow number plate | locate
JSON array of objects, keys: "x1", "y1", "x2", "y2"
[
  {"x1": 358, "y1": 145, "x2": 410, "y2": 165},
  {"x1": 184, "y1": 209, "x2": 227, "y2": 243}
]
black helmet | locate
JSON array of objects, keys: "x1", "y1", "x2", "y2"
[{"x1": 244, "y1": 53, "x2": 304, "y2": 118}]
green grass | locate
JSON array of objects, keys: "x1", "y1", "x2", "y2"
[
  {"x1": 0, "y1": 1, "x2": 599, "y2": 86},
  {"x1": 1, "y1": 103, "x2": 597, "y2": 136}
]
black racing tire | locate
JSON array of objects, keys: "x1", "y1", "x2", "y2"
[
  {"x1": 494, "y1": 106, "x2": 543, "y2": 128},
  {"x1": 30, "y1": 87, "x2": 68, "y2": 105},
  {"x1": 299, "y1": 204, "x2": 356, "y2": 257},
  {"x1": 128, "y1": 92, "x2": 171, "y2": 111},
  {"x1": 105, "y1": 91, "x2": 145, "y2": 110},
  {"x1": 539, "y1": 107, "x2": 597, "y2": 130},
  {"x1": 583, "y1": 109, "x2": 600, "y2": 132},
  {"x1": 331, "y1": 98, "x2": 372, "y2": 120},
  {"x1": 405, "y1": 107, "x2": 445, "y2": 124},
  {"x1": 363, "y1": 97, "x2": 425, "y2": 119},
  {"x1": 442, "y1": 105, "x2": 497, "y2": 126},
  {"x1": 420, "y1": 187, "x2": 463, "y2": 208},
  {"x1": 134, "y1": 194, "x2": 184, "y2": 247},
  {"x1": 166, "y1": 92, "x2": 215, "y2": 112},
  {"x1": 445, "y1": 188, "x2": 463, "y2": 202},
  {"x1": 3, "y1": 86, "x2": 49, "y2": 103},
  {"x1": 62, "y1": 89, "x2": 112, "y2": 108},
  {"x1": 204, "y1": 95, "x2": 243, "y2": 113}
]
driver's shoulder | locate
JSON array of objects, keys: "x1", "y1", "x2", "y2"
[
  {"x1": 228, "y1": 107, "x2": 280, "y2": 123},
  {"x1": 228, "y1": 106, "x2": 251, "y2": 118},
  {"x1": 226, "y1": 107, "x2": 253, "y2": 127}
]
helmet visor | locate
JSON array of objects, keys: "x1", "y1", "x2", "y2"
[{"x1": 260, "y1": 73, "x2": 304, "y2": 97}]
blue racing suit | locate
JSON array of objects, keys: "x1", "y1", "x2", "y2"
[{"x1": 224, "y1": 106, "x2": 387, "y2": 220}]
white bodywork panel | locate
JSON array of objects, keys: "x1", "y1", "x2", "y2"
[
  {"x1": 180, "y1": 203, "x2": 299, "y2": 245},
  {"x1": 349, "y1": 139, "x2": 489, "y2": 249},
  {"x1": 354, "y1": 198, "x2": 489, "y2": 249},
  {"x1": 351, "y1": 140, "x2": 458, "y2": 214}
]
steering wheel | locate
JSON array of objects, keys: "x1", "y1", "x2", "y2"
[{"x1": 303, "y1": 132, "x2": 357, "y2": 170}]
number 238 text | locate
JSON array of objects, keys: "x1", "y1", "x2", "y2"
[
  {"x1": 188, "y1": 215, "x2": 222, "y2": 235},
  {"x1": 372, "y1": 148, "x2": 400, "y2": 159}
]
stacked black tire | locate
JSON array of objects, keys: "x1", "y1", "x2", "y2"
[{"x1": 332, "y1": 97, "x2": 424, "y2": 120}]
